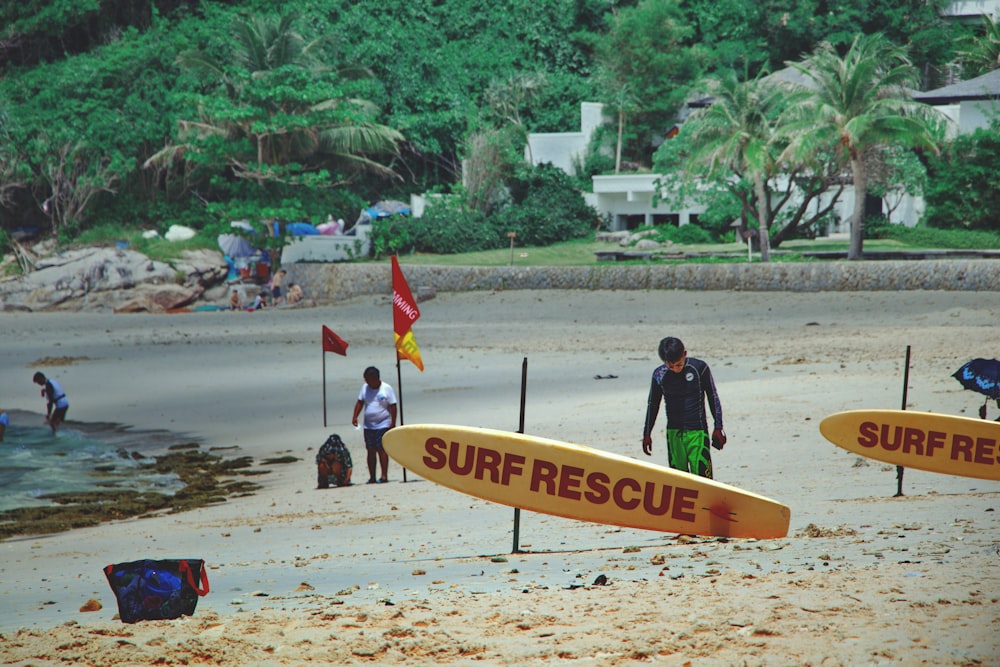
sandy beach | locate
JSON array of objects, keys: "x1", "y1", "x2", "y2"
[{"x1": 1, "y1": 288, "x2": 998, "y2": 666}]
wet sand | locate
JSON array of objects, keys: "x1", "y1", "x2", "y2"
[{"x1": 1, "y1": 290, "x2": 998, "y2": 665}]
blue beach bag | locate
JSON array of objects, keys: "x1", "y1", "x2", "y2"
[{"x1": 104, "y1": 558, "x2": 210, "y2": 623}]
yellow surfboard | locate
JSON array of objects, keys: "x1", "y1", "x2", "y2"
[
  {"x1": 382, "y1": 424, "x2": 790, "y2": 539},
  {"x1": 819, "y1": 409, "x2": 1000, "y2": 481}
]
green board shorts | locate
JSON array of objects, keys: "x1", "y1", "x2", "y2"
[{"x1": 666, "y1": 428, "x2": 713, "y2": 479}]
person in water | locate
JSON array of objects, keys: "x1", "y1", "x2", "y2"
[{"x1": 33, "y1": 372, "x2": 69, "y2": 434}]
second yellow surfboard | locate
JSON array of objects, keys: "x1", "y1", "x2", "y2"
[{"x1": 819, "y1": 409, "x2": 1000, "y2": 481}]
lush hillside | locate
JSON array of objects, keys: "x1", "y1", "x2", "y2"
[{"x1": 0, "y1": 0, "x2": 979, "y2": 246}]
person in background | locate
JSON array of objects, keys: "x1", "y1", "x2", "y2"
[
  {"x1": 270, "y1": 269, "x2": 286, "y2": 306},
  {"x1": 351, "y1": 366, "x2": 397, "y2": 484},
  {"x1": 249, "y1": 290, "x2": 267, "y2": 311},
  {"x1": 229, "y1": 289, "x2": 242, "y2": 311},
  {"x1": 33, "y1": 371, "x2": 69, "y2": 434},
  {"x1": 641, "y1": 336, "x2": 725, "y2": 479},
  {"x1": 285, "y1": 282, "x2": 303, "y2": 304},
  {"x1": 0, "y1": 409, "x2": 8, "y2": 442},
  {"x1": 315, "y1": 433, "x2": 353, "y2": 488}
]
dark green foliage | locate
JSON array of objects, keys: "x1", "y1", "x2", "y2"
[
  {"x1": 679, "y1": 0, "x2": 958, "y2": 85},
  {"x1": 680, "y1": 0, "x2": 768, "y2": 75},
  {"x1": 667, "y1": 223, "x2": 713, "y2": 245},
  {"x1": 371, "y1": 163, "x2": 598, "y2": 256},
  {"x1": 643, "y1": 222, "x2": 713, "y2": 246},
  {"x1": 923, "y1": 125, "x2": 1000, "y2": 232},
  {"x1": 1, "y1": 0, "x2": 165, "y2": 67},
  {"x1": 875, "y1": 223, "x2": 1000, "y2": 249},
  {"x1": 596, "y1": 0, "x2": 706, "y2": 167},
  {"x1": 371, "y1": 197, "x2": 496, "y2": 257},
  {"x1": 1, "y1": 0, "x2": 609, "y2": 238},
  {"x1": 694, "y1": 197, "x2": 744, "y2": 242},
  {"x1": 864, "y1": 214, "x2": 893, "y2": 239},
  {"x1": 328, "y1": 0, "x2": 600, "y2": 179},
  {"x1": 494, "y1": 163, "x2": 599, "y2": 246},
  {"x1": 574, "y1": 125, "x2": 617, "y2": 186}
]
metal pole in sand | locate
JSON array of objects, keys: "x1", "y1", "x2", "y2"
[
  {"x1": 512, "y1": 356, "x2": 527, "y2": 553},
  {"x1": 895, "y1": 345, "x2": 911, "y2": 497},
  {"x1": 396, "y1": 357, "x2": 408, "y2": 483}
]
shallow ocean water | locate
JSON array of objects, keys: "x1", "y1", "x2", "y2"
[{"x1": 0, "y1": 421, "x2": 183, "y2": 513}]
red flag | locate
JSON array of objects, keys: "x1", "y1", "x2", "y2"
[
  {"x1": 391, "y1": 256, "x2": 424, "y2": 371},
  {"x1": 391, "y1": 256, "x2": 420, "y2": 337},
  {"x1": 321, "y1": 325, "x2": 349, "y2": 356}
]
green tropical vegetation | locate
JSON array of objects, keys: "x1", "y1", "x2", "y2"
[
  {"x1": 661, "y1": 69, "x2": 789, "y2": 262},
  {"x1": 784, "y1": 34, "x2": 941, "y2": 259},
  {"x1": 1, "y1": 0, "x2": 998, "y2": 265}
]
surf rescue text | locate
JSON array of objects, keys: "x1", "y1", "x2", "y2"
[
  {"x1": 422, "y1": 436, "x2": 698, "y2": 522},
  {"x1": 857, "y1": 421, "x2": 998, "y2": 466}
]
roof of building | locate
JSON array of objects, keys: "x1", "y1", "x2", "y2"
[{"x1": 912, "y1": 68, "x2": 1000, "y2": 104}]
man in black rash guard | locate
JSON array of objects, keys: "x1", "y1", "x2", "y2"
[{"x1": 642, "y1": 337, "x2": 726, "y2": 479}]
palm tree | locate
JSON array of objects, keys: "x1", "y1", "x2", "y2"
[
  {"x1": 148, "y1": 12, "x2": 402, "y2": 186},
  {"x1": 784, "y1": 34, "x2": 939, "y2": 260},
  {"x1": 682, "y1": 70, "x2": 785, "y2": 261},
  {"x1": 959, "y1": 14, "x2": 1000, "y2": 78}
]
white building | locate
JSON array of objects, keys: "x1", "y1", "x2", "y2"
[
  {"x1": 526, "y1": 102, "x2": 853, "y2": 233},
  {"x1": 525, "y1": 102, "x2": 605, "y2": 175},
  {"x1": 912, "y1": 68, "x2": 1000, "y2": 135},
  {"x1": 526, "y1": 64, "x2": 999, "y2": 234},
  {"x1": 943, "y1": 0, "x2": 1000, "y2": 21}
]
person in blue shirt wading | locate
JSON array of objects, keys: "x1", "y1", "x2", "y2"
[
  {"x1": 642, "y1": 337, "x2": 726, "y2": 479},
  {"x1": 33, "y1": 371, "x2": 69, "y2": 434}
]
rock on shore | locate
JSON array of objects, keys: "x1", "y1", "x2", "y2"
[{"x1": 0, "y1": 246, "x2": 230, "y2": 312}]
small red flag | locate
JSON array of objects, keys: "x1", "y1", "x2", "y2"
[{"x1": 321, "y1": 325, "x2": 349, "y2": 356}]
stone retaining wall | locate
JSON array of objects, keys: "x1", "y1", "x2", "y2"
[{"x1": 286, "y1": 259, "x2": 1000, "y2": 303}]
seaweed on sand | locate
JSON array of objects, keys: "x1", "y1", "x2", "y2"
[{"x1": 0, "y1": 444, "x2": 269, "y2": 541}]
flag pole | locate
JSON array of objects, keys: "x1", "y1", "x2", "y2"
[
  {"x1": 512, "y1": 356, "x2": 527, "y2": 553},
  {"x1": 396, "y1": 356, "x2": 408, "y2": 483},
  {"x1": 322, "y1": 349, "x2": 328, "y2": 427}
]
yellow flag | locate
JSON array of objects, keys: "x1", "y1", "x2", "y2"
[{"x1": 394, "y1": 329, "x2": 424, "y2": 372}]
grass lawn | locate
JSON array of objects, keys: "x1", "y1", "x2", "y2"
[
  {"x1": 60, "y1": 223, "x2": 1000, "y2": 269},
  {"x1": 390, "y1": 235, "x2": 917, "y2": 267}
]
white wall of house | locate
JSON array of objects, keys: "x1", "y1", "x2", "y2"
[
  {"x1": 935, "y1": 104, "x2": 963, "y2": 138},
  {"x1": 280, "y1": 225, "x2": 371, "y2": 263},
  {"x1": 525, "y1": 102, "x2": 606, "y2": 174},
  {"x1": 958, "y1": 99, "x2": 1000, "y2": 132},
  {"x1": 590, "y1": 174, "x2": 705, "y2": 230},
  {"x1": 943, "y1": 0, "x2": 1000, "y2": 19}
]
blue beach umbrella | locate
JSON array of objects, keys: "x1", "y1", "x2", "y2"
[
  {"x1": 217, "y1": 233, "x2": 254, "y2": 258},
  {"x1": 953, "y1": 358, "x2": 1000, "y2": 400},
  {"x1": 952, "y1": 358, "x2": 1000, "y2": 418}
]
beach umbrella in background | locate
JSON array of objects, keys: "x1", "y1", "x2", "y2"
[
  {"x1": 230, "y1": 220, "x2": 255, "y2": 233},
  {"x1": 352, "y1": 200, "x2": 411, "y2": 229},
  {"x1": 285, "y1": 222, "x2": 321, "y2": 236},
  {"x1": 952, "y1": 358, "x2": 1000, "y2": 418},
  {"x1": 217, "y1": 233, "x2": 254, "y2": 258}
]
